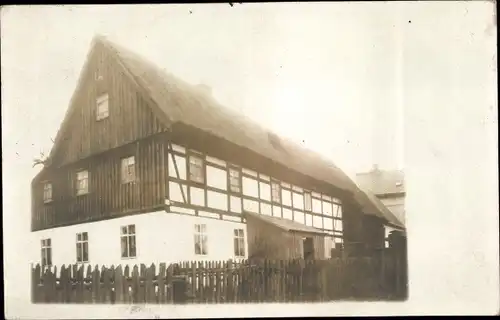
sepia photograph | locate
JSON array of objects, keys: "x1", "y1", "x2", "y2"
[{"x1": 2, "y1": 2, "x2": 498, "y2": 318}]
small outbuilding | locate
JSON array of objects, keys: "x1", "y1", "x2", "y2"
[{"x1": 243, "y1": 212, "x2": 330, "y2": 260}]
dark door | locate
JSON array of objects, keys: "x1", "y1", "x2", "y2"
[{"x1": 303, "y1": 237, "x2": 315, "y2": 260}]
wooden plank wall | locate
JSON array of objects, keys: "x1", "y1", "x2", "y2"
[
  {"x1": 32, "y1": 133, "x2": 170, "y2": 231},
  {"x1": 51, "y1": 42, "x2": 166, "y2": 167}
]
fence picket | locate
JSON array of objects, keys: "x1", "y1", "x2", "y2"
[
  {"x1": 114, "y1": 266, "x2": 124, "y2": 304},
  {"x1": 157, "y1": 263, "x2": 166, "y2": 304},
  {"x1": 123, "y1": 265, "x2": 131, "y2": 304},
  {"x1": 31, "y1": 251, "x2": 407, "y2": 304}
]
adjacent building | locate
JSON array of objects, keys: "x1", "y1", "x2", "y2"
[
  {"x1": 31, "y1": 35, "x2": 398, "y2": 268},
  {"x1": 356, "y1": 166, "x2": 406, "y2": 246}
]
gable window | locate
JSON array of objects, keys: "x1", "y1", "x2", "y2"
[
  {"x1": 43, "y1": 182, "x2": 53, "y2": 203},
  {"x1": 229, "y1": 168, "x2": 241, "y2": 193},
  {"x1": 234, "y1": 229, "x2": 245, "y2": 257},
  {"x1": 41, "y1": 238, "x2": 52, "y2": 267},
  {"x1": 271, "y1": 181, "x2": 281, "y2": 203},
  {"x1": 121, "y1": 156, "x2": 136, "y2": 183},
  {"x1": 304, "y1": 191, "x2": 312, "y2": 211},
  {"x1": 194, "y1": 224, "x2": 208, "y2": 255},
  {"x1": 76, "y1": 170, "x2": 89, "y2": 195},
  {"x1": 76, "y1": 232, "x2": 89, "y2": 263},
  {"x1": 120, "y1": 225, "x2": 136, "y2": 258},
  {"x1": 96, "y1": 93, "x2": 109, "y2": 120},
  {"x1": 189, "y1": 155, "x2": 205, "y2": 184}
]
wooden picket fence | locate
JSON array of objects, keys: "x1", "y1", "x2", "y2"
[{"x1": 32, "y1": 252, "x2": 406, "y2": 304}]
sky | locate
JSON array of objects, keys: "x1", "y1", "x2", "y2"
[{"x1": 2, "y1": 2, "x2": 498, "y2": 317}]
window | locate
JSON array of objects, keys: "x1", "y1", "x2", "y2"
[
  {"x1": 271, "y1": 181, "x2": 281, "y2": 203},
  {"x1": 194, "y1": 224, "x2": 208, "y2": 255},
  {"x1": 43, "y1": 182, "x2": 52, "y2": 203},
  {"x1": 76, "y1": 170, "x2": 89, "y2": 195},
  {"x1": 304, "y1": 191, "x2": 312, "y2": 211},
  {"x1": 96, "y1": 93, "x2": 109, "y2": 120},
  {"x1": 120, "y1": 225, "x2": 136, "y2": 258},
  {"x1": 189, "y1": 155, "x2": 205, "y2": 183},
  {"x1": 229, "y1": 168, "x2": 241, "y2": 193},
  {"x1": 76, "y1": 232, "x2": 89, "y2": 263},
  {"x1": 234, "y1": 229, "x2": 245, "y2": 257},
  {"x1": 121, "y1": 156, "x2": 136, "y2": 183},
  {"x1": 41, "y1": 238, "x2": 52, "y2": 267}
]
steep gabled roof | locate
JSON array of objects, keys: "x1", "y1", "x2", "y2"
[
  {"x1": 243, "y1": 212, "x2": 328, "y2": 235},
  {"x1": 41, "y1": 34, "x2": 403, "y2": 228}
]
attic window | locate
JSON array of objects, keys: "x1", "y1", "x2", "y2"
[{"x1": 96, "y1": 93, "x2": 109, "y2": 120}]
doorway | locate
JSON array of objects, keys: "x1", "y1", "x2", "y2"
[{"x1": 303, "y1": 237, "x2": 315, "y2": 260}]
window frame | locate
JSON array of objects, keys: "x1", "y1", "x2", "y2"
[
  {"x1": 233, "y1": 228, "x2": 245, "y2": 257},
  {"x1": 41, "y1": 238, "x2": 52, "y2": 267},
  {"x1": 43, "y1": 181, "x2": 53, "y2": 203},
  {"x1": 121, "y1": 156, "x2": 136, "y2": 184},
  {"x1": 96, "y1": 93, "x2": 109, "y2": 121},
  {"x1": 304, "y1": 191, "x2": 312, "y2": 212},
  {"x1": 76, "y1": 169, "x2": 89, "y2": 196},
  {"x1": 120, "y1": 224, "x2": 137, "y2": 259},
  {"x1": 271, "y1": 180, "x2": 281, "y2": 203},
  {"x1": 194, "y1": 224, "x2": 208, "y2": 255},
  {"x1": 76, "y1": 232, "x2": 89, "y2": 263},
  {"x1": 228, "y1": 167, "x2": 242, "y2": 193},
  {"x1": 188, "y1": 155, "x2": 205, "y2": 184}
]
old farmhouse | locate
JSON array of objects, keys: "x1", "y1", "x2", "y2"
[{"x1": 30, "y1": 35, "x2": 403, "y2": 268}]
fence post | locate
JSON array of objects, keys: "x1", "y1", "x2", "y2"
[
  {"x1": 114, "y1": 266, "x2": 124, "y2": 304},
  {"x1": 123, "y1": 265, "x2": 131, "y2": 304},
  {"x1": 131, "y1": 265, "x2": 140, "y2": 304},
  {"x1": 157, "y1": 263, "x2": 166, "y2": 304},
  {"x1": 146, "y1": 264, "x2": 156, "y2": 304},
  {"x1": 32, "y1": 264, "x2": 41, "y2": 303}
]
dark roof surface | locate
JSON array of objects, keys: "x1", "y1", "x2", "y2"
[
  {"x1": 244, "y1": 212, "x2": 328, "y2": 235},
  {"x1": 356, "y1": 168, "x2": 405, "y2": 196},
  {"x1": 362, "y1": 189, "x2": 405, "y2": 229},
  {"x1": 45, "y1": 35, "x2": 403, "y2": 227}
]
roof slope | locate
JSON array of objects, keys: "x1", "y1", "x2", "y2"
[
  {"x1": 356, "y1": 169, "x2": 405, "y2": 196},
  {"x1": 362, "y1": 189, "x2": 405, "y2": 229},
  {"x1": 53, "y1": 35, "x2": 400, "y2": 226},
  {"x1": 244, "y1": 212, "x2": 327, "y2": 235}
]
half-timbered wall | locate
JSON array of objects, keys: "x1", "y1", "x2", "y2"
[
  {"x1": 33, "y1": 137, "x2": 345, "y2": 246},
  {"x1": 166, "y1": 143, "x2": 344, "y2": 244}
]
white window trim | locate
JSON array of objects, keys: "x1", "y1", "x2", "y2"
[
  {"x1": 121, "y1": 156, "x2": 136, "y2": 184},
  {"x1": 43, "y1": 181, "x2": 53, "y2": 203},
  {"x1": 271, "y1": 181, "x2": 281, "y2": 203},
  {"x1": 194, "y1": 224, "x2": 208, "y2": 255},
  {"x1": 229, "y1": 168, "x2": 241, "y2": 193},
  {"x1": 189, "y1": 155, "x2": 205, "y2": 184},
  {"x1": 96, "y1": 93, "x2": 109, "y2": 121},
  {"x1": 41, "y1": 238, "x2": 52, "y2": 267},
  {"x1": 120, "y1": 225, "x2": 137, "y2": 259},
  {"x1": 234, "y1": 229, "x2": 245, "y2": 257},
  {"x1": 76, "y1": 170, "x2": 89, "y2": 196},
  {"x1": 76, "y1": 232, "x2": 89, "y2": 263}
]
